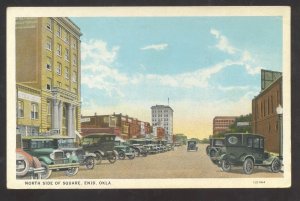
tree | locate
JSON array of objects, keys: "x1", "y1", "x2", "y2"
[{"x1": 228, "y1": 113, "x2": 252, "y2": 133}]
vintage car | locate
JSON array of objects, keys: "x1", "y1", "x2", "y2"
[
  {"x1": 128, "y1": 144, "x2": 148, "y2": 157},
  {"x1": 58, "y1": 138, "x2": 96, "y2": 169},
  {"x1": 187, "y1": 140, "x2": 198, "y2": 151},
  {"x1": 81, "y1": 133, "x2": 118, "y2": 165},
  {"x1": 206, "y1": 137, "x2": 225, "y2": 161},
  {"x1": 114, "y1": 140, "x2": 135, "y2": 160},
  {"x1": 211, "y1": 133, "x2": 282, "y2": 174},
  {"x1": 144, "y1": 144, "x2": 159, "y2": 154},
  {"x1": 22, "y1": 135, "x2": 80, "y2": 179},
  {"x1": 16, "y1": 148, "x2": 45, "y2": 179}
]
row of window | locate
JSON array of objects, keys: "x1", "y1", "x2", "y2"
[
  {"x1": 46, "y1": 77, "x2": 77, "y2": 93},
  {"x1": 17, "y1": 100, "x2": 39, "y2": 119},
  {"x1": 152, "y1": 114, "x2": 169, "y2": 117},
  {"x1": 257, "y1": 91, "x2": 280, "y2": 119},
  {"x1": 46, "y1": 60, "x2": 77, "y2": 82},
  {"x1": 46, "y1": 18, "x2": 77, "y2": 49},
  {"x1": 46, "y1": 39, "x2": 77, "y2": 65},
  {"x1": 152, "y1": 110, "x2": 170, "y2": 113}
]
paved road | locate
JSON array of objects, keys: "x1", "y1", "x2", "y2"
[{"x1": 50, "y1": 144, "x2": 283, "y2": 179}]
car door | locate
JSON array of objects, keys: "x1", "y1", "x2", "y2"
[{"x1": 252, "y1": 137, "x2": 264, "y2": 164}]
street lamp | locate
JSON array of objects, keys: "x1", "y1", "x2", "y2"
[{"x1": 276, "y1": 104, "x2": 283, "y2": 160}]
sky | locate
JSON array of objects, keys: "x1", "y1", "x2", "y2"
[{"x1": 70, "y1": 16, "x2": 282, "y2": 139}]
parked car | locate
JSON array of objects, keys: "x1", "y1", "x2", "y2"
[
  {"x1": 129, "y1": 144, "x2": 148, "y2": 157},
  {"x1": 211, "y1": 133, "x2": 282, "y2": 174},
  {"x1": 187, "y1": 140, "x2": 198, "y2": 151},
  {"x1": 58, "y1": 138, "x2": 96, "y2": 169},
  {"x1": 206, "y1": 137, "x2": 225, "y2": 164},
  {"x1": 81, "y1": 133, "x2": 118, "y2": 165},
  {"x1": 16, "y1": 148, "x2": 45, "y2": 179},
  {"x1": 22, "y1": 135, "x2": 80, "y2": 179},
  {"x1": 144, "y1": 144, "x2": 159, "y2": 154},
  {"x1": 114, "y1": 140, "x2": 135, "y2": 160}
]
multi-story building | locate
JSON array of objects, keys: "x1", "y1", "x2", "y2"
[
  {"x1": 252, "y1": 69, "x2": 282, "y2": 154},
  {"x1": 16, "y1": 17, "x2": 82, "y2": 137},
  {"x1": 151, "y1": 105, "x2": 173, "y2": 142},
  {"x1": 81, "y1": 113, "x2": 151, "y2": 140},
  {"x1": 213, "y1": 116, "x2": 237, "y2": 135}
]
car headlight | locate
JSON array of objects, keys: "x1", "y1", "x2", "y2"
[
  {"x1": 66, "y1": 152, "x2": 71, "y2": 158},
  {"x1": 50, "y1": 153, "x2": 54, "y2": 160}
]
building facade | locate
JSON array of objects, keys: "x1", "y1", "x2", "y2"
[
  {"x1": 252, "y1": 70, "x2": 282, "y2": 154},
  {"x1": 151, "y1": 105, "x2": 173, "y2": 142},
  {"x1": 81, "y1": 113, "x2": 151, "y2": 140},
  {"x1": 16, "y1": 17, "x2": 82, "y2": 137},
  {"x1": 213, "y1": 116, "x2": 237, "y2": 135}
]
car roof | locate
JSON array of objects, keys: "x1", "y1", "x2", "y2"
[{"x1": 224, "y1": 133, "x2": 264, "y2": 138}]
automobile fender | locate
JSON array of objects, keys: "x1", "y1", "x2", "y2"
[
  {"x1": 96, "y1": 150, "x2": 105, "y2": 156},
  {"x1": 240, "y1": 154, "x2": 255, "y2": 164},
  {"x1": 68, "y1": 154, "x2": 79, "y2": 163},
  {"x1": 113, "y1": 150, "x2": 119, "y2": 156},
  {"x1": 38, "y1": 156, "x2": 52, "y2": 165},
  {"x1": 263, "y1": 155, "x2": 278, "y2": 165}
]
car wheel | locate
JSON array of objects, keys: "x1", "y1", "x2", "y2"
[
  {"x1": 127, "y1": 154, "x2": 135, "y2": 160},
  {"x1": 84, "y1": 156, "x2": 95, "y2": 169},
  {"x1": 270, "y1": 157, "x2": 282, "y2": 173},
  {"x1": 40, "y1": 161, "x2": 52, "y2": 179},
  {"x1": 243, "y1": 158, "x2": 254, "y2": 175},
  {"x1": 135, "y1": 149, "x2": 140, "y2": 157},
  {"x1": 95, "y1": 152, "x2": 102, "y2": 165},
  {"x1": 108, "y1": 152, "x2": 117, "y2": 164},
  {"x1": 118, "y1": 152, "x2": 125, "y2": 160},
  {"x1": 16, "y1": 153, "x2": 30, "y2": 177},
  {"x1": 221, "y1": 159, "x2": 231, "y2": 172},
  {"x1": 65, "y1": 167, "x2": 79, "y2": 176},
  {"x1": 141, "y1": 152, "x2": 148, "y2": 157}
]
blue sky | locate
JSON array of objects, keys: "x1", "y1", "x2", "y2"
[{"x1": 71, "y1": 16, "x2": 282, "y2": 138}]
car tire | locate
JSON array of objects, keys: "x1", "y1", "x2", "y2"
[
  {"x1": 127, "y1": 154, "x2": 135, "y2": 160},
  {"x1": 221, "y1": 159, "x2": 231, "y2": 172},
  {"x1": 270, "y1": 157, "x2": 282, "y2": 173},
  {"x1": 243, "y1": 158, "x2": 254, "y2": 175},
  {"x1": 118, "y1": 152, "x2": 126, "y2": 160},
  {"x1": 135, "y1": 149, "x2": 140, "y2": 157},
  {"x1": 65, "y1": 167, "x2": 79, "y2": 176},
  {"x1": 16, "y1": 153, "x2": 30, "y2": 177},
  {"x1": 108, "y1": 152, "x2": 117, "y2": 164},
  {"x1": 95, "y1": 152, "x2": 102, "y2": 165},
  {"x1": 40, "y1": 161, "x2": 52, "y2": 179},
  {"x1": 84, "y1": 156, "x2": 95, "y2": 169}
]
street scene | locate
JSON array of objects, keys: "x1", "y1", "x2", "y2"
[{"x1": 11, "y1": 7, "x2": 289, "y2": 188}]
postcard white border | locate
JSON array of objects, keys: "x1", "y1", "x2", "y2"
[{"x1": 7, "y1": 6, "x2": 291, "y2": 189}]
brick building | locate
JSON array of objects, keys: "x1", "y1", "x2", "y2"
[
  {"x1": 16, "y1": 17, "x2": 82, "y2": 137},
  {"x1": 252, "y1": 70, "x2": 282, "y2": 153},
  {"x1": 213, "y1": 116, "x2": 237, "y2": 135},
  {"x1": 81, "y1": 113, "x2": 151, "y2": 140}
]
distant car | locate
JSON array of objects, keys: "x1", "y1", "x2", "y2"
[
  {"x1": 211, "y1": 133, "x2": 282, "y2": 174},
  {"x1": 81, "y1": 133, "x2": 118, "y2": 165},
  {"x1": 114, "y1": 140, "x2": 135, "y2": 160},
  {"x1": 187, "y1": 140, "x2": 198, "y2": 151},
  {"x1": 129, "y1": 144, "x2": 148, "y2": 157},
  {"x1": 16, "y1": 148, "x2": 45, "y2": 179},
  {"x1": 22, "y1": 135, "x2": 80, "y2": 179},
  {"x1": 144, "y1": 144, "x2": 159, "y2": 154}
]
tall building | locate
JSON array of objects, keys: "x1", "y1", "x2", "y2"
[
  {"x1": 252, "y1": 69, "x2": 282, "y2": 154},
  {"x1": 213, "y1": 116, "x2": 237, "y2": 135},
  {"x1": 151, "y1": 105, "x2": 173, "y2": 142},
  {"x1": 16, "y1": 17, "x2": 82, "y2": 137}
]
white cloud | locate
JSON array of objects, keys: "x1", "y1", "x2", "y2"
[
  {"x1": 141, "y1": 43, "x2": 168, "y2": 51},
  {"x1": 210, "y1": 28, "x2": 237, "y2": 54}
]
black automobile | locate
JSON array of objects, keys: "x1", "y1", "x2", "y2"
[
  {"x1": 212, "y1": 133, "x2": 282, "y2": 174},
  {"x1": 129, "y1": 144, "x2": 148, "y2": 157},
  {"x1": 81, "y1": 133, "x2": 118, "y2": 165},
  {"x1": 187, "y1": 140, "x2": 198, "y2": 151},
  {"x1": 114, "y1": 140, "x2": 135, "y2": 160},
  {"x1": 206, "y1": 137, "x2": 225, "y2": 164}
]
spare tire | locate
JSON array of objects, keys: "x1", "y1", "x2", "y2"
[{"x1": 16, "y1": 153, "x2": 30, "y2": 177}]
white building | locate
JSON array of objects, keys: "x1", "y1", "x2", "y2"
[{"x1": 151, "y1": 105, "x2": 173, "y2": 142}]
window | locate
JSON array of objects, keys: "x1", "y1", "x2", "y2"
[
  {"x1": 56, "y1": 62, "x2": 62, "y2": 75},
  {"x1": 46, "y1": 57, "x2": 52, "y2": 70},
  {"x1": 65, "y1": 48, "x2": 69, "y2": 61},
  {"x1": 260, "y1": 139, "x2": 264, "y2": 149},
  {"x1": 253, "y1": 138, "x2": 260, "y2": 148},
  {"x1": 46, "y1": 37, "x2": 52, "y2": 51},
  {"x1": 17, "y1": 100, "x2": 24, "y2": 118},
  {"x1": 72, "y1": 54, "x2": 77, "y2": 66},
  {"x1": 31, "y1": 103, "x2": 39, "y2": 119},
  {"x1": 46, "y1": 78, "x2": 52, "y2": 90},
  {"x1": 56, "y1": 43, "x2": 62, "y2": 56},
  {"x1": 65, "y1": 67, "x2": 69, "y2": 79},
  {"x1": 72, "y1": 38, "x2": 77, "y2": 49},
  {"x1": 46, "y1": 18, "x2": 52, "y2": 30},
  {"x1": 57, "y1": 24, "x2": 62, "y2": 37},
  {"x1": 72, "y1": 71, "x2": 77, "y2": 82},
  {"x1": 247, "y1": 138, "x2": 253, "y2": 147},
  {"x1": 64, "y1": 31, "x2": 70, "y2": 44}
]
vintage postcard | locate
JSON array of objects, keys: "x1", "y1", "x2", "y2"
[{"x1": 7, "y1": 6, "x2": 291, "y2": 189}]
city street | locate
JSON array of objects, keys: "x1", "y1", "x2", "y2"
[{"x1": 50, "y1": 145, "x2": 283, "y2": 179}]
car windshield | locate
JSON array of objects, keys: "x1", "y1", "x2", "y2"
[{"x1": 30, "y1": 140, "x2": 56, "y2": 149}]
